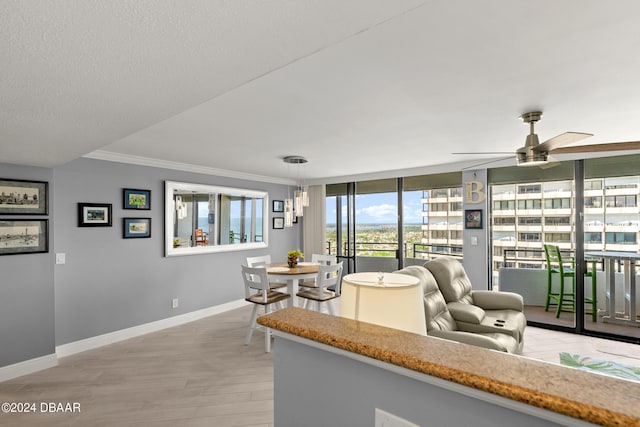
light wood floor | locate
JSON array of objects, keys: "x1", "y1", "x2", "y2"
[{"x1": 1, "y1": 305, "x2": 638, "y2": 427}]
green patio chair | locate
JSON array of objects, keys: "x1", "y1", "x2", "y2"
[{"x1": 543, "y1": 244, "x2": 598, "y2": 321}]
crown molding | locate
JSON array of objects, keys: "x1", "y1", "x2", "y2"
[{"x1": 83, "y1": 150, "x2": 294, "y2": 185}]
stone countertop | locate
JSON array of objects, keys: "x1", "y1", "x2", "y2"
[{"x1": 258, "y1": 307, "x2": 640, "y2": 427}]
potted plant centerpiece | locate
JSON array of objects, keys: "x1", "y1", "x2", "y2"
[{"x1": 287, "y1": 249, "x2": 304, "y2": 268}]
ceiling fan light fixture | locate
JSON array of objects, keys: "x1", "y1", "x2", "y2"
[{"x1": 517, "y1": 149, "x2": 548, "y2": 167}]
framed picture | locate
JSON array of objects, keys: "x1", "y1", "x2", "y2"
[
  {"x1": 293, "y1": 214, "x2": 298, "y2": 224},
  {"x1": 0, "y1": 219, "x2": 48, "y2": 255},
  {"x1": 273, "y1": 200, "x2": 284, "y2": 213},
  {"x1": 0, "y1": 178, "x2": 48, "y2": 215},
  {"x1": 123, "y1": 188, "x2": 151, "y2": 210},
  {"x1": 465, "y1": 209, "x2": 483, "y2": 229},
  {"x1": 78, "y1": 203, "x2": 112, "y2": 227},
  {"x1": 273, "y1": 217, "x2": 284, "y2": 229},
  {"x1": 123, "y1": 217, "x2": 151, "y2": 238}
]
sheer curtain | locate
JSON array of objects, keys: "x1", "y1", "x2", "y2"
[{"x1": 303, "y1": 185, "x2": 326, "y2": 258}]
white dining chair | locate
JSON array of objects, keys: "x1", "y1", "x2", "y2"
[
  {"x1": 311, "y1": 253, "x2": 337, "y2": 265},
  {"x1": 296, "y1": 262, "x2": 343, "y2": 315},
  {"x1": 247, "y1": 255, "x2": 287, "y2": 290},
  {"x1": 299, "y1": 253, "x2": 338, "y2": 289},
  {"x1": 241, "y1": 265, "x2": 290, "y2": 353}
]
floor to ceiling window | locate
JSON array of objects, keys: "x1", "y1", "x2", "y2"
[
  {"x1": 584, "y1": 155, "x2": 640, "y2": 340},
  {"x1": 490, "y1": 162, "x2": 578, "y2": 329},
  {"x1": 490, "y1": 155, "x2": 640, "y2": 342},
  {"x1": 326, "y1": 183, "x2": 356, "y2": 273},
  {"x1": 326, "y1": 155, "x2": 639, "y2": 343},
  {"x1": 404, "y1": 173, "x2": 463, "y2": 265},
  {"x1": 326, "y1": 172, "x2": 462, "y2": 274}
]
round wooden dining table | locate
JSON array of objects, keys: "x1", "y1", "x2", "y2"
[{"x1": 266, "y1": 262, "x2": 319, "y2": 307}]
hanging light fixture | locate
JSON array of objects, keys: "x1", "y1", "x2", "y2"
[
  {"x1": 284, "y1": 198, "x2": 294, "y2": 227},
  {"x1": 283, "y1": 155, "x2": 309, "y2": 219}
]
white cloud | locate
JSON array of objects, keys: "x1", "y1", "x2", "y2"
[{"x1": 357, "y1": 204, "x2": 397, "y2": 223}]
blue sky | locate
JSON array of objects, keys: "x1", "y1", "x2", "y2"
[{"x1": 326, "y1": 191, "x2": 423, "y2": 224}]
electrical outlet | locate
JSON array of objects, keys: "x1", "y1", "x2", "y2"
[
  {"x1": 375, "y1": 408, "x2": 420, "y2": 427},
  {"x1": 172, "y1": 298, "x2": 179, "y2": 309}
]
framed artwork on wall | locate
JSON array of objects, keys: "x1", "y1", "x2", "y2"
[
  {"x1": 78, "y1": 203, "x2": 112, "y2": 227},
  {"x1": 0, "y1": 219, "x2": 48, "y2": 255},
  {"x1": 273, "y1": 217, "x2": 284, "y2": 229},
  {"x1": 123, "y1": 217, "x2": 151, "y2": 238},
  {"x1": 0, "y1": 178, "x2": 48, "y2": 215},
  {"x1": 273, "y1": 200, "x2": 284, "y2": 213},
  {"x1": 464, "y1": 209, "x2": 483, "y2": 229},
  {"x1": 123, "y1": 188, "x2": 151, "y2": 210}
]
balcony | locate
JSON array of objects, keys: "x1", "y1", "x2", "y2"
[
  {"x1": 517, "y1": 225, "x2": 542, "y2": 232},
  {"x1": 493, "y1": 209, "x2": 516, "y2": 216},
  {"x1": 605, "y1": 207, "x2": 638, "y2": 214},
  {"x1": 584, "y1": 207, "x2": 604, "y2": 214},
  {"x1": 493, "y1": 225, "x2": 516, "y2": 232},
  {"x1": 517, "y1": 209, "x2": 542, "y2": 216},
  {"x1": 604, "y1": 222, "x2": 640, "y2": 232},
  {"x1": 493, "y1": 193, "x2": 515, "y2": 201},
  {"x1": 430, "y1": 222, "x2": 449, "y2": 230},
  {"x1": 542, "y1": 225, "x2": 572, "y2": 232},
  {"x1": 584, "y1": 221, "x2": 604, "y2": 232},
  {"x1": 605, "y1": 187, "x2": 638, "y2": 196},
  {"x1": 542, "y1": 209, "x2": 572, "y2": 216}
]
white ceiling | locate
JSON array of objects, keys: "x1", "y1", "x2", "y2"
[{"x1": 3, "y1": 1, "x2": 640, "y2": 184}]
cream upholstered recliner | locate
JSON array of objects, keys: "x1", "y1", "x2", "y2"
[
  {"x1": 423, "y1": 256, "x2": 526, "y2": 354},
  {"x1": 394, "y1": 265, "x2": 521, "y2": 353}
]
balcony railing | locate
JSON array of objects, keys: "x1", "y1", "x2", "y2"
[{"x1": 326, "y1": 241, "x2": 463, "y2": 260}]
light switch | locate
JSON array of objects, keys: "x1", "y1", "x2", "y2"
[
  {"x1": 55, "y1": 253, "x2": 66, "y2": 264},
  {"x1": 471, "y1": 236, "x2": 478, "y2": 246}
]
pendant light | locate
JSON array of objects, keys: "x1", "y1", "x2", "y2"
[{"x1": 283, "y1": 155, "x2": 309, "y2": 219}]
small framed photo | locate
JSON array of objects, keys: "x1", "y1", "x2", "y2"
[
  {"x1": 273, "y1": 217, "x2": 284, "y2": 229},
  {"x1": 0, "y1": 219, "x2": 48, "y2": 255},
  {"x1": 0, "y1": 178, "x2": 48, "y2": 215},
  {"x1": 123, "y1": 217, "x2": 151, "y2": 238},
  {"x1": 465, "y1": 209, "x2": 483, "y2": 229},
  {"x1": 273, "y1": 200, "x2": 284, "y2": 213},
  {"x1": 123, "y1": 188, "x2": 151, "y2": 210},
  {"x1": 78, "y1": 203, "x2": 112, "y2": 227}
]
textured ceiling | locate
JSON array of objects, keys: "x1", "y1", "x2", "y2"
[{"x1": 3, "y1": 1, "x2": 640, "y2": 183}]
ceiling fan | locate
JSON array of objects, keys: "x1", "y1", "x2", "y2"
[{"x1": 455, "y1": 111, "x2": 640, "y2": 168}]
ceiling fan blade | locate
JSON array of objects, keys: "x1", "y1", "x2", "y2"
[
  {"x1": 461, "y1": 155, "x2": 514, "y2": 170},
  {"x1": 534, "y1": 132, "x2": 593, "y2": 152},
  {"x1": 551, "y1": 140, "x2": 640, "y2": 154},
  {"x1": 452, "y1": 152, "x2": 513, "y2": 155}
]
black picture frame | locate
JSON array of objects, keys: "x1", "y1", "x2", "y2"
[
  {"x1": 273, "y1": 200, "x2": 284, "y2": 213},
  {"x1": 123, "y1": 188, "x2": 151, "y2": 210},
  {"x1": 0, "y1": 219, "x2": 48, "y2": 255},
  {"x1": 78, "y1": 203, "x2": 113, "y2": 227},
  {"x1": 465, "y1": 209, "x2": 483, "y2": 229},
  {"x1": 123, "y1": 217, "x2": 152, "y2": 238},
  {"x1": 0, "y1": 178, "x2": 48, "y2": 215},
  {"x1": 273, "y1": 217, "x2": 284, "y2": 229}
]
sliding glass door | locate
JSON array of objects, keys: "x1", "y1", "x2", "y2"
[
  {"x1": 355, "y1": 179, "x2": 400, "y2": 272},
  {"x1": 326, "y1": 183, "x2": 356, "y2": 273}
]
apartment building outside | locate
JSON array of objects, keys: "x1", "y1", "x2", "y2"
[{"x1": 416, "y1": 177, "x2": 640, "y2": 287}]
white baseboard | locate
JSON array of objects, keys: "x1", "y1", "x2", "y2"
[
  {"x1": 0, "y1": 354, "x2": 58, "y2": 382},
  {"x1": 1, "y1": 300, "x2": 248, "y2": 382},
  {"x1": 56, "y1": 299, "x2": 249, "y2": 358}
]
